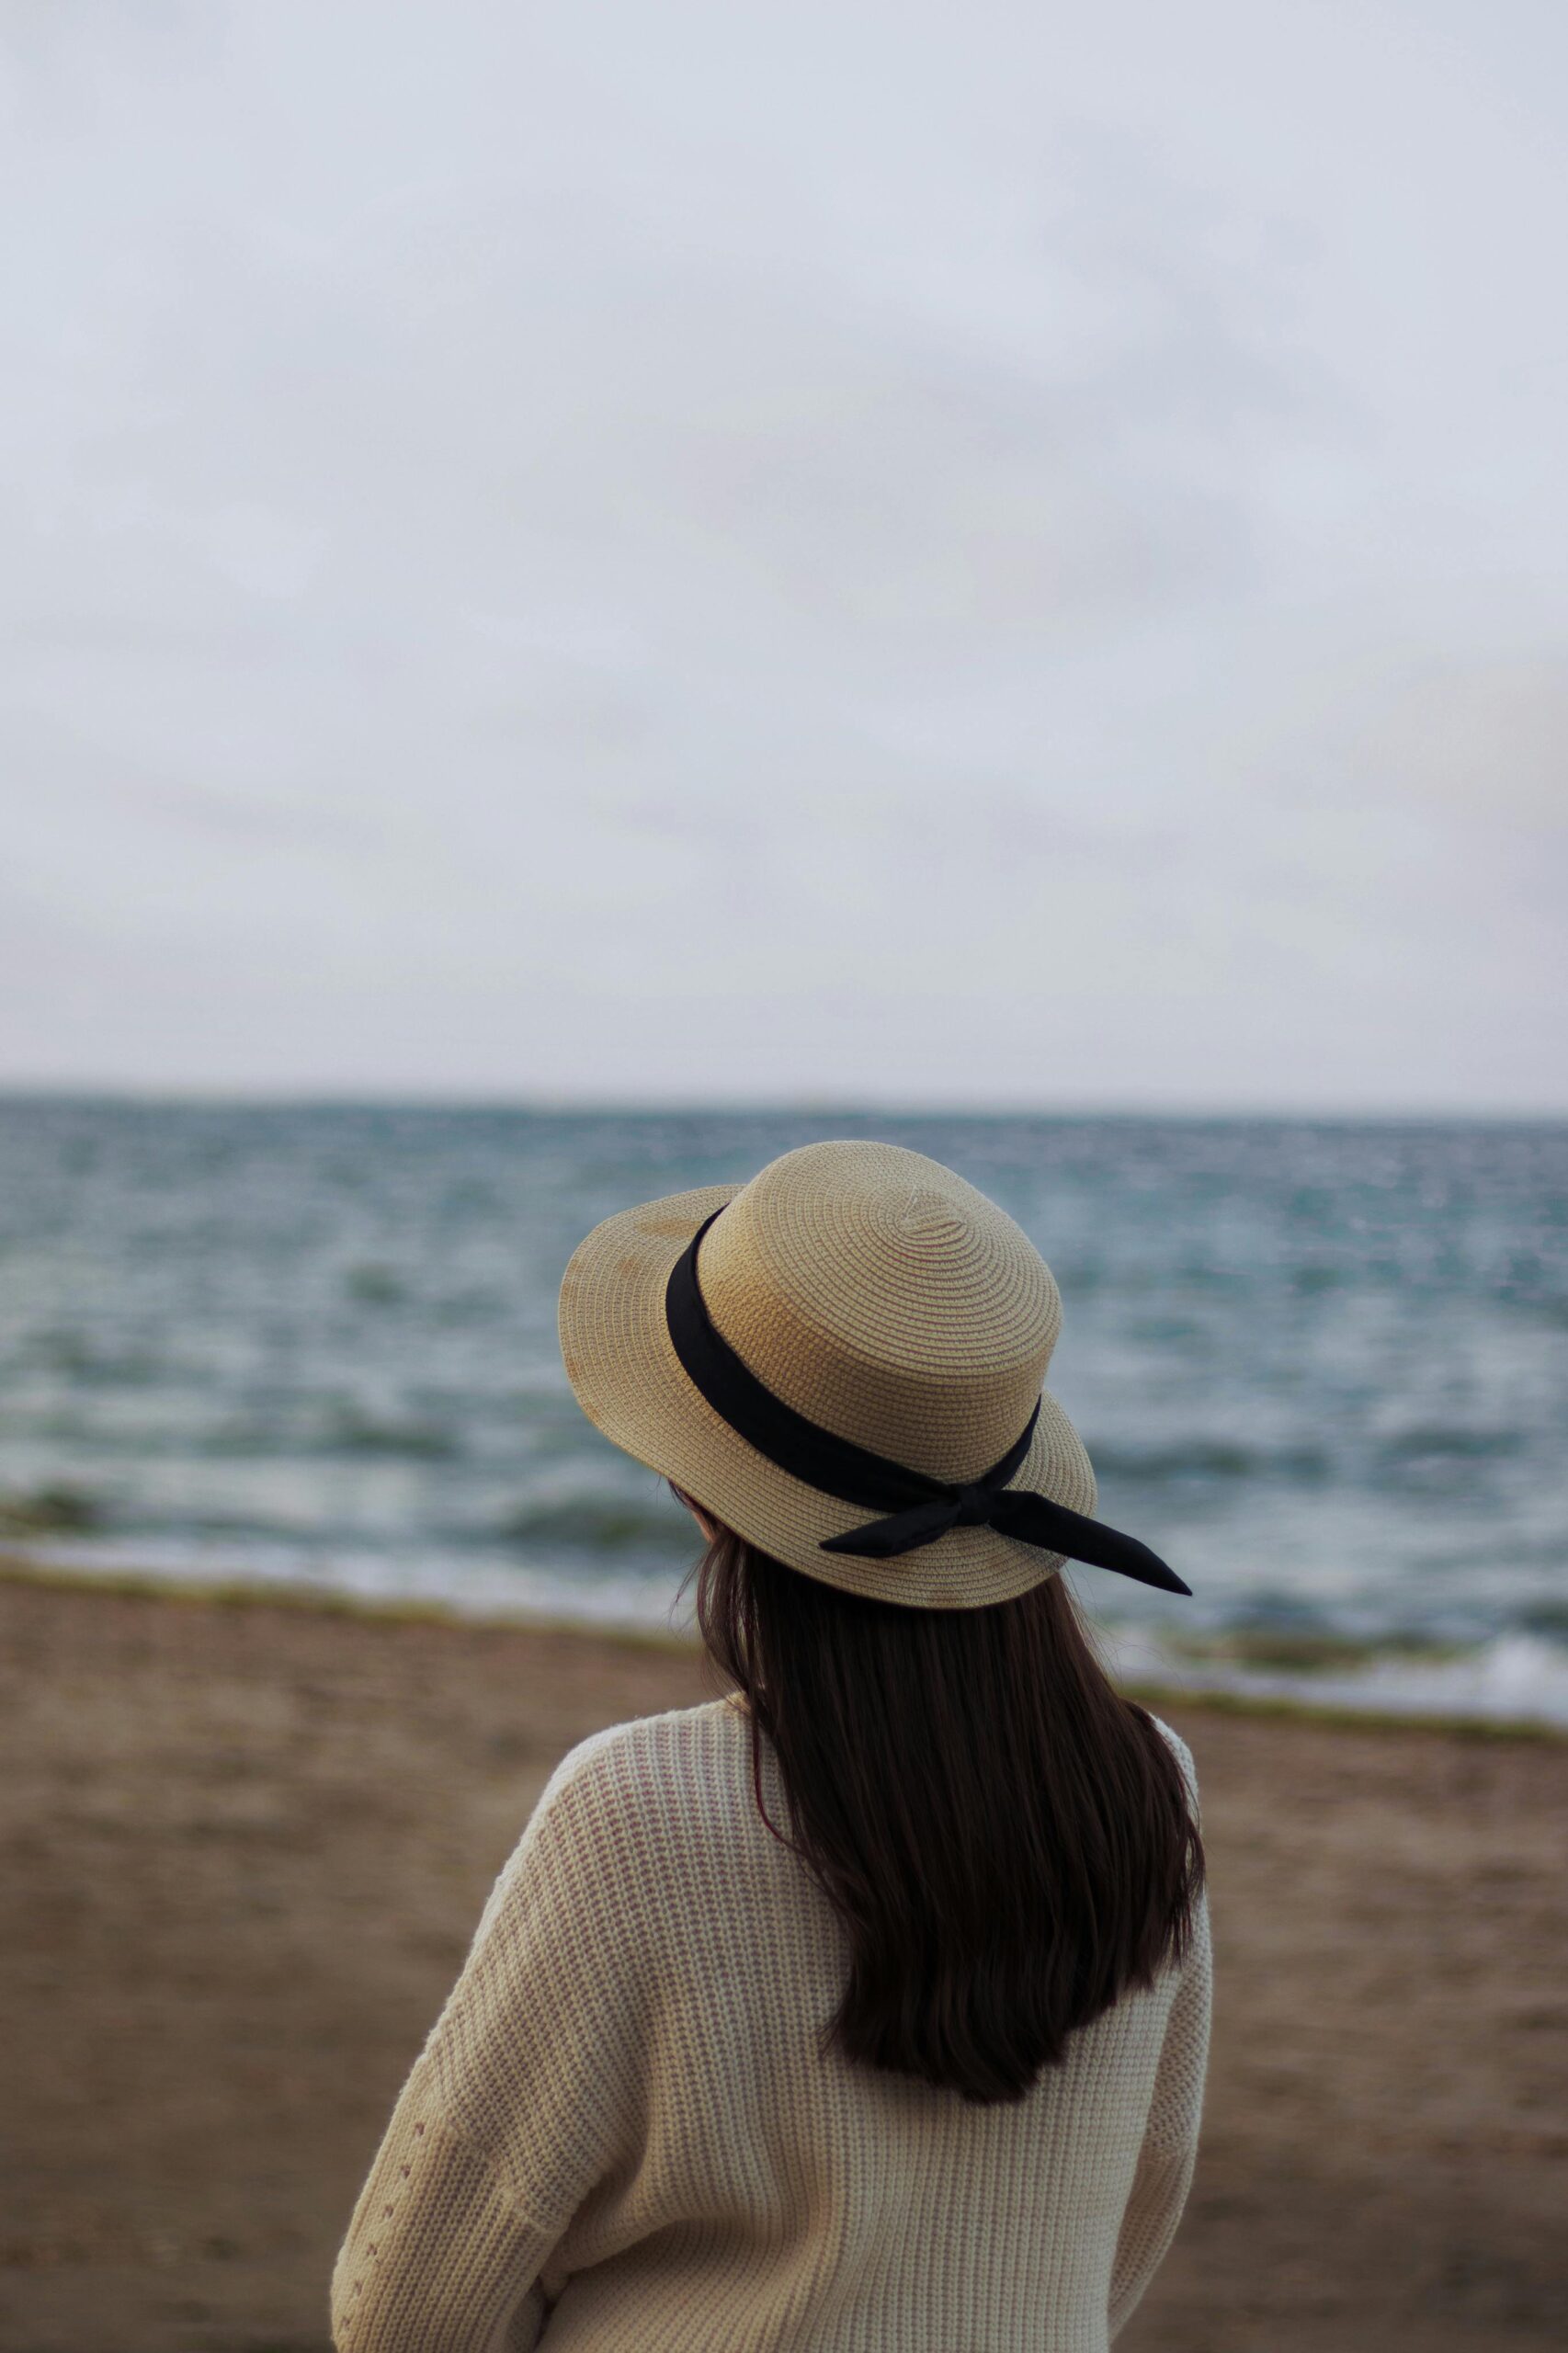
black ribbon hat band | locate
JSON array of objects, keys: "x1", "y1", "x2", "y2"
[{"x1": 665, "y1": 1211, "x2": 1189, "y2": 1597}]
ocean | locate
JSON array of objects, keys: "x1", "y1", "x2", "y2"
[{"x1": 2, "y1": 1097, "x2": 1564, "y2": 1722}]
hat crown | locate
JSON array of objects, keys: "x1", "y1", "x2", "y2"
[{"x1": 697, "y1": 1142, "x2": 1061, "y2": 1483}]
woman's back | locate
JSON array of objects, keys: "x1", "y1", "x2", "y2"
[
  {"x1": 333, "y1": 1141, "x2": 1211, "y2": 2348},
  {"x1": 333, "y1": 1695, "x2": 1210, "y2": 2353}
]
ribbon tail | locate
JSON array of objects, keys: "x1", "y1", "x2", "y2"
[
  {"x1": 991, "y1": 1492, "x2": 1191, "y2": 1596},
  {"x1": 819, "y1": 1497, "x2": 964, "y2": 1559}
]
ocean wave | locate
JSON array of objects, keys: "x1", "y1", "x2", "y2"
[
  {"x1": 1088, "y1": 1426, "x2": 1527, "y2": 1487},
  {"x1": 485, "y1": 1498, "x2": 696, "y2": 1557},
  {"x1": 1520, "y1": 1598, "x2": 1568, "y2": 1640},
  {"x1": 4, "y1": 1101, "x2": 1563, "y2": 1669},
  {"x1": 0, "y1": 1483, "x2": 104, "y2": 1533},
  {"x1": 21, "y1": 1332, "x2": 165, "y2": 1386},
  {"x1": 167, "y1": 1409, "x2": 471, "y2": 1461},
  {"x1": 317, "y1": 1409, "x2": 461, "y2": 1459},
  {"x1": 1373, "y1": 1426, "x2": 1523, "y2": 1461},
  {"x1": 342, "y1": 1263, "x2": 408, "y2": 1306},
  {"x1": 1087, "y1": 1439, "x2": 1335, "y2": 1483}
]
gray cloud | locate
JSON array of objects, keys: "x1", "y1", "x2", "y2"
[{"x1": 1, "y1": 0, "x2": 1564, "y2": 1108}]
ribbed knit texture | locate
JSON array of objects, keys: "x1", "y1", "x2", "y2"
[{"x1": 333, "y1": 1698, "x2": 1210, "y2": 2352}]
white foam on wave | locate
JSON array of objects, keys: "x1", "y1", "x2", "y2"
[{"x1": 1101, "y1": 1621, "x2": 1568, "y2": 1729}]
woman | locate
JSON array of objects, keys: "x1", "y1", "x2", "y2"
[{"x1": 333, "y1": 1140, "x2": 1210, "y2": 2351}]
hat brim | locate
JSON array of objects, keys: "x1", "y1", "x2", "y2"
[{"x1": 558, "y1": 1183, "x2": 1099, "y2": 1611}]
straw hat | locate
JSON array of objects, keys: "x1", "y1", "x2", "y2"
[{"x1": 558, "y1": 1139, "x2": 1186, "y2": 1610}]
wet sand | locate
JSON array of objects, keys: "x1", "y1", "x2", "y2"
[{"x1": 2, "y1": 1568, "x2": 1564, "y2": 2353}]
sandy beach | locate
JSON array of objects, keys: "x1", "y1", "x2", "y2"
[{"x1": 2, "y1": 1569, "x2": 1564, "y2": 2353}]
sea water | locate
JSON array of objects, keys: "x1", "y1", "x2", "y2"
[{"x1": 1, "y1": 1098, "x2": 1564, "y2": 1722}]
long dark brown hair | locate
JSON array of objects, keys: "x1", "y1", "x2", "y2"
[{"x1": 676, "y1": 1500, "x2": 1204, "y2": 2107}]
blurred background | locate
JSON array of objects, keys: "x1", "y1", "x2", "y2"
[
  {"x1": 1, "y1": 6, "x2": 1565, "y2": 2351},
  {"x1": 2, "y1": 0, "x2": 1564, "y2": 1709}
]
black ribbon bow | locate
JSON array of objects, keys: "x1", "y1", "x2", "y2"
[{"x1": 665, "y1": 1211, "x2": 1189, "y2": 1597}]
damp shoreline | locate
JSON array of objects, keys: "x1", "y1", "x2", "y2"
[
  {"x1": 4, "y1": 1569, "x2": 1565, "y2": 2353},
  {"x1": 8, "y1": 1550, "x2": 1564, "y2": 1739}
]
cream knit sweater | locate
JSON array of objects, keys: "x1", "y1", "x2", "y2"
[{"x1": 333, "y1": 1697, "x2": 1210, "y2": 2353}]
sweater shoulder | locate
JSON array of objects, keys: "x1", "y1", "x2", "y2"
[
  {"x1": 510, "y1": 1697, "x2": 755, "y2": 1891},
  {"x1": 541, "y1": 1694, "x2": 747, "y2": 1821},
  {"x1": 463, "y1": 1699, "x2": 751, "y2": 1983}
]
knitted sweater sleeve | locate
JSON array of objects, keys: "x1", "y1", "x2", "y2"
[
  {"x1": 1108, "y1": 1727, "x2": 1212, "y2": 2342},
  {"x1": 331, "y1": 1732, "x2": 655, "y2": 2353}
]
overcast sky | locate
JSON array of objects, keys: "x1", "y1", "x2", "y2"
[{"x1": 3, "y1": 0, "x2": 1564, "y2": 1111}]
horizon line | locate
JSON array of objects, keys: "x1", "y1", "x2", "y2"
[{"x1": 1, "y1": 1082, "x2": 1564, "y2": 1128}]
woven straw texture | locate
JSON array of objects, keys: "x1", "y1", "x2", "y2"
[
  {"x1": 557, "y1": 1140, "x2": 1097, "y2": 1608},
  {"x1": 333, "y1": 1699, "x2": 1210, "y2": 2350}
]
